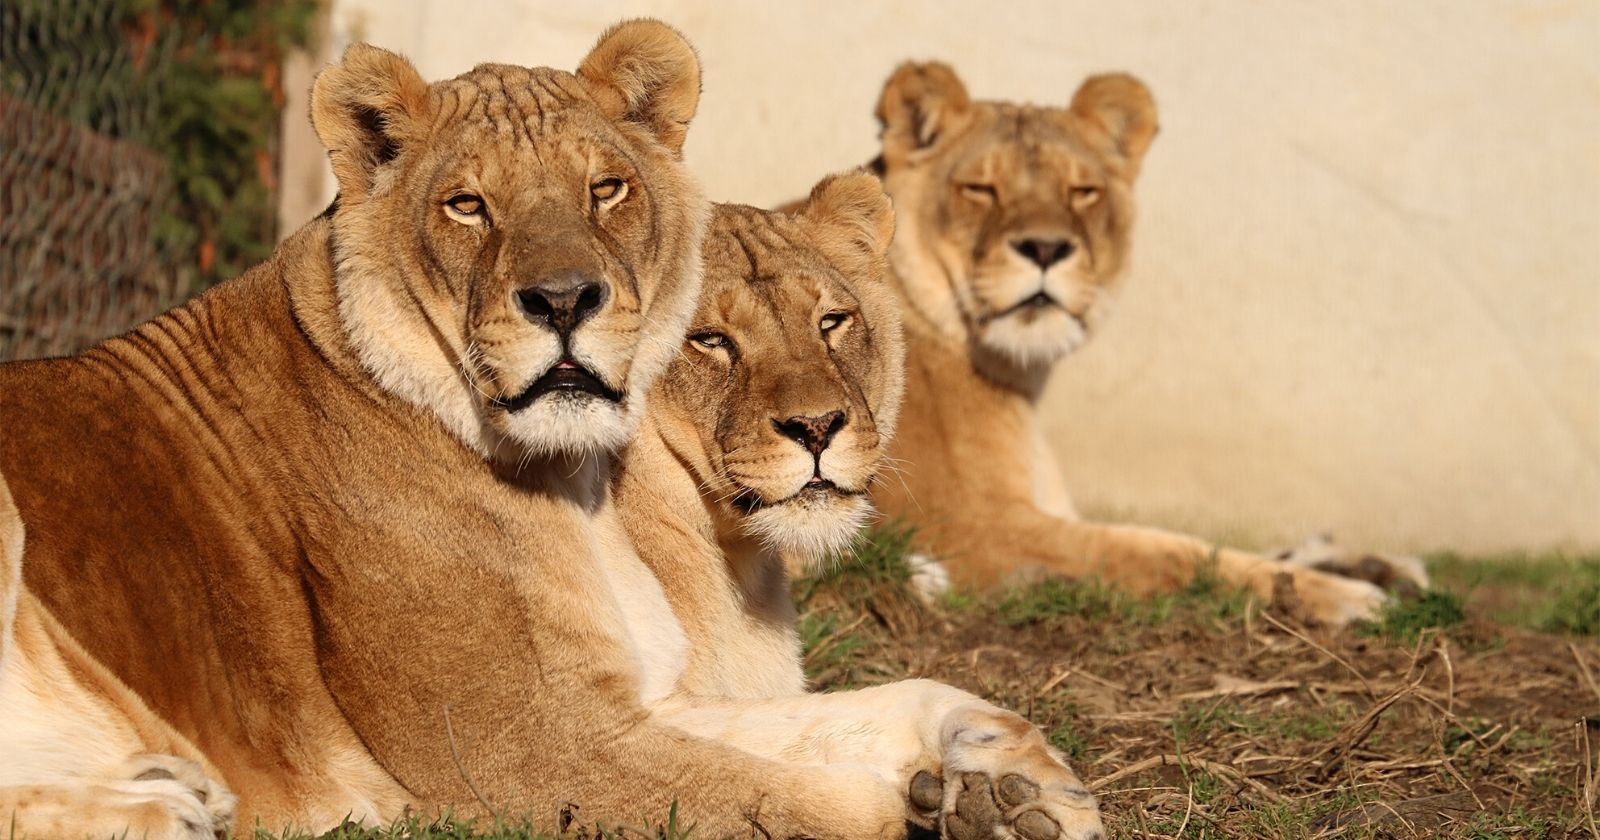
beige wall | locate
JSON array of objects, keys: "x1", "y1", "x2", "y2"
[{"x1": 279, "y1": 0, "x2": 1600, "y2": 554}]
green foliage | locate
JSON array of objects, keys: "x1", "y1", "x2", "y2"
[{"x1": 4, "y1": 0, "x2": 318, "y2": 292}]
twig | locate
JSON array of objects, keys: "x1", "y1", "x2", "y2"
[
  {"x1": 1173, "y1": 679, "x2": 1299, "y2": 702},
  {"x1": 1261, "y1": 612, "x2": 1375, "y2": 698},
  {"x1": 442, "y1": 704, "x2": 501, "y2": 820},
  {"x1": 1571, "y1": 642, "x2": 1600, "y2": 707},
  {"x1": 1089, "y1": 753, "x2": 1287, "y2": 803}
]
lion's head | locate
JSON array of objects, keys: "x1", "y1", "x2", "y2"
[
  {"x1": 874, "y1": 63, "x2": 1157, "y2": 378},
  {"x1": 311, "y1": 21, "x2": 706, "y2": 461},
  {"x1": 648, "y1": 172, "x2": 903, "y2": 559}
]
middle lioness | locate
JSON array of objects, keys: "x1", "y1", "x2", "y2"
[{"x1": 618, "y1": 173, "x2": 1105, "y2": 840}]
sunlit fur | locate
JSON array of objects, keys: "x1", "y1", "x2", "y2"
[
  {"x1": 323, "y1": 37, "x2": 707, "y2": 462},
  {"x1": 874, "y1": 64, "x2": 1156, "y2": 385},
  {"x1": 644, "y1": 175, "x2": 905, "y2": 563},
  {"x1": 870, "y1": 63, "x2": 1415, "y2": 626}
]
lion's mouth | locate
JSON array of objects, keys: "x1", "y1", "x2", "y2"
[
  {"x1": 991, "y1": 292, "x2": 1088, "y2": 329},
  {"x1": 729, "y1": 479, "x2": 860, "y2": 515},
  {"x1": 494, "y1": 360, "x2": 623, "y2": 413}
]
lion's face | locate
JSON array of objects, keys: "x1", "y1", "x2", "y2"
[
  {"x1": 312, "y1": 22, "x2": 706, "y2": 460},
  {"x1": 651, "y1": 174, "x2": 903, "y2": 559},
  {"x1": 875, "y1": 64, "x2": 1157, "y2": 373}
]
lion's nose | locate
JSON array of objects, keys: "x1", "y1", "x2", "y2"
[
  {"x1": 516, "y1": 272, "x2": 610, "y2": 337},
  {"x1": 772, "y1": 411, "x2": 848, "y2": 457},
  {"x1": 1011, "y1": 238, "x2": 1075, "y2": 270}
]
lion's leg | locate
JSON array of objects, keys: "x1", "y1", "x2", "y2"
[
  {"x1": 0, "y1": 755, "x2": 235, "y2": 840},
  {"x1": 654, "y1": 679, "x2": 1104, "y2": 840},
  {"x1": 962, "y1": 509, "x2": 1389, "y2": 627},
  {"x1": 0, "y1": 474, "x2": 236, "y2": 838}
]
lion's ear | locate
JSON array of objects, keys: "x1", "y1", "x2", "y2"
[
  {"x1": 799, "y1": 170, "x2": 896, "y2": 277},
  {"x1": 876, "y1": 61, "x2": 972, "y2": 164},
  {"x1": 1070, "y1": 73, "x2": 1158, "y2": 180},
  {"x1": 311, "y1": 44, "x2": 431, "y2": 203},
  {"x1": 578, "y1": 19, "x2": 701, "y2": 156}
]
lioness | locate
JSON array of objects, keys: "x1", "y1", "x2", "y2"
[
  {"x1": 863, "y1": 63, "x2": 1421, "y2": 625},
  {"x1": 617, "y1": 175, "x2": 1103, "y2": 839},
  {"x1": 0, "y1": 469, "x2": 236, "y2": 838},
  {"x1": 0, "y1": 24, "x2": 1092, "y2": 839}
]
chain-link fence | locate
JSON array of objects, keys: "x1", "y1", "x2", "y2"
[{"x1": 0, "y1": 0, "x2": 315, "y2": 362}]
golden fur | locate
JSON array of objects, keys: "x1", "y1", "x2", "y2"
[
  {"x1": 616, "y1": 177, "x2": 1104, "y2": 840},
  {"x1": 1, "y1": 28, "x2": 1101, "y2": 840},
  {"x1": 865, "y1": 63, "x2": 1423, "y2": 626}
]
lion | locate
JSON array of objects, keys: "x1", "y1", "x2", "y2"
[
  {"x1": 860, "y1": 62, "x2": 1425, "y2": 626},
  {"x1": 616, "y1": 175, "x2": 1103, "y2": 840},
  {"x1": 0, "y1": 24, "x2": 1099, "y2": 839},
  {"x1": 0, "y1": 469, "x2": 236, "y2": 838}
]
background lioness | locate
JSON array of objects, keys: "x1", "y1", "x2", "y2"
[
  {"x1": 617, "y1": 172, "x2": 1103, "y2": 840},
  {"x1": 864, "y1": 63, "x2": 1422, "y2": 626}
]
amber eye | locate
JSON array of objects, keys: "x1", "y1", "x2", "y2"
[
  {"x1": 592, "y1": 177, "x2": 629, "y2": 210},
  {"x1": 689, "y1": 331, "x2": 731, "y2": 352},
  {"x1": 960, "y1": 183, "x2": 997, "y2": 203},
  {"x1": 819, "y1": 312, "x2": 849, "y2": 334},
  {"x1": 1071, "y1": 185, "x2": 1101, "y2": 205},
  {"x1": 444, "y1": 194, "x2": 486, "y2": 225}
]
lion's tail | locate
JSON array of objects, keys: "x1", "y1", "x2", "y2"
[{"x1": 0, "y1": 462, "x2": 22, "y2": 668}]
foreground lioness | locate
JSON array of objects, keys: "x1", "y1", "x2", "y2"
[
  {"x1": 617, "y1": 178, "x2": 1103, "y2": 839},
  {"x1": 0, "y1": 470, "x2": 236, "y2": 838},
  {"x1": 864, "y1": 63, "x2": 1420, "y2": 625},
  {"x1": 1, "y1": 24, "x2": 1097, "y2": 838}
]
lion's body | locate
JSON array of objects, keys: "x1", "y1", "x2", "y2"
[
  {"x1": 866, "y1": 64, "x2": 1410, "y2": 625},
  {"x1": 0, "y1": 32, "x2": 1108, "y2": 840}
]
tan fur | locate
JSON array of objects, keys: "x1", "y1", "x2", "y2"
[
  {"x1": 867, "y1": 62, "x2": 1411, "y2": 626},
  {"x1": 0, "y1": 24, "x2": 998, "y2": 838},
  {"x1": 616, "y1": 178, "x2": 1104, "y2": 840},
  {"x1": 0, "y1": 470, "x2": 237, "y2": 839}
]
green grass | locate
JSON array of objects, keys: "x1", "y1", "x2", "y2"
[
  {"x1": 1427, "y1": 551, "x2": 1599, "y2": 635},
  {"x1": 992, "y1": 560, "x2": 1255, "y2": 629},
  {"x1": 1358, "y1": 588, "x2": 1467, "y2": 643}
]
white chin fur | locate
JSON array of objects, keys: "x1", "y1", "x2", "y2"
[
  {"x1": 495, "y1": 394, "x2": 635, "y2": 458},
  {"x1": 980, "y1": 310, "x2": 1088, "y2": 368},
  {"x1": 741, "y1": 494, "x2": 873, "y2": 561}
]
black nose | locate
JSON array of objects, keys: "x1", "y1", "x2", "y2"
[
  {"x1": 516, "y1": 274, "x2": 609, "y2": 336},
  {"x1": 1011, "y1": 238, "x2": 1075, "y2": 270},
  {"x1": 772, "y1": 411, "x2": 848, "y2": 457}
]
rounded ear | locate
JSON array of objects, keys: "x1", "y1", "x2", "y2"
[
  {"x1": 311, "y1": 43, "x2": 431, "y2": 203},
  {"x1": 1069, "y1": 73, "x2": 1159, "y2": 181},
  {"x1": 875, "y1": 61, "x2": 972, "y2": 164},
  {"x1": 798, "y1": 170, "x2": 896, "y2": 277},
  {"x1": 577, "y1": 19, "x2": 701, "y2": 156}
]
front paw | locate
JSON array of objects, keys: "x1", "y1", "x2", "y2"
[{"x1": 917, "y1": 708, "x2": 1104, "y2": 840}]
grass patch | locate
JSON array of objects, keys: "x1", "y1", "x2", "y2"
[
  {"x1": 1358, "y1": 588, "x2": 1466, "y2": 643},
  {"x1": 992, "y1": 561, "x2": 1255, "y2": 630},
  {"x1": 1427, "y1": 551, "x2": 1599, "y2": 635},
  {"x1": 265, "y1": 809, "x2": 694, "y2": 840}
]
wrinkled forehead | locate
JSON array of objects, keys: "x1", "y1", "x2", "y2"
[
  {"x1": 700, "y1": 210, "x2": 850, "y2": 323},
  {"x1": 951, "y1": 102, "x2": 1108, "y2": 185},
  {"x1": 427, "y1": 64, "x2": 632, "y2": 158}
]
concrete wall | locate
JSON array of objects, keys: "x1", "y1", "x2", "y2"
[{"x1": 278, "y1": 0, "x2": 1600, "y2": 554}]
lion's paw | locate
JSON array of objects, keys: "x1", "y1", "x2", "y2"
[
  {"x1": 1275, "y1": 534, "x2": 1429, "y2": 597},
  {"x1": 109, "y1": 753, "x2": 237, "y2": 838},
  {"x1": 1271, "y1": 566, "x2": 1389, "y2": 628},
  {"x1": 916, "y1": 708, "x2": 1104, "y2": 840}
]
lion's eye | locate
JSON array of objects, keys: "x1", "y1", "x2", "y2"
[
  {"x1": 1071, "y1": 185, "x2": 1101, "y2": 206},
  {"x1": 444, "y1": 194, "x2": 486, "y2": 225},
  {"x1": 592, "y1": 177, "x2": 628, "y2": 210},
  {"x1": 688, "y1": 331, "x2": 731, "y2": 353},
  {"x1": 819, "y1": 312, "x2": 849, "y2": 334},
  {"x1": 960, "y1": 183, "x2": 997, "y2": 203}
]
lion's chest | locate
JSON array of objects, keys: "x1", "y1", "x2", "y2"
[{"x1": 588, "y1": 503, "x2": 690, "y2": 707}]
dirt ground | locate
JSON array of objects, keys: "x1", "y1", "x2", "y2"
[{"x1": 798, "y1": 563, "x2": 1600, "y2": 840}]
